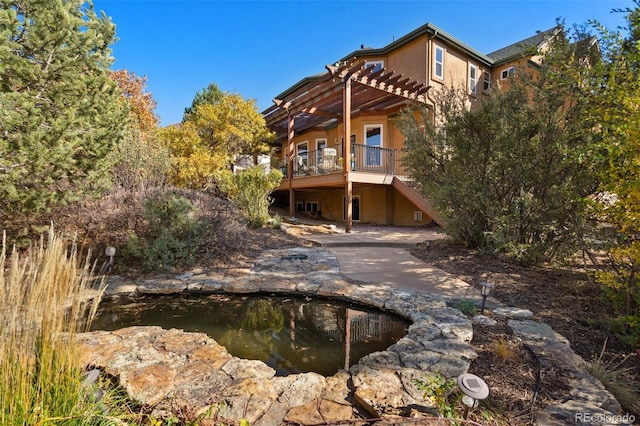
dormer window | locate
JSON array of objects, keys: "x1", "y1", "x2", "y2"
[
  {"x1": 500, "y1": 66, "x2": 516, "y2": 80},
  {"x1": 365, "y1": 60, "x2": 384, "y2": 73},
  {"x1": 434, "y1": 44, "x2": 444, "y2": 80}
]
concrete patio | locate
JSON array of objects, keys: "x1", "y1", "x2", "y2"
[{"x1": 290, "y1": 224, "x2": 478, "y2": 301}]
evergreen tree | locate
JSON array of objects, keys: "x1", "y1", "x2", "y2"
[
  {"x1": 183, "y1": 82, "x2": 223, "y2": 121},
  {"x1": 0, "y1": 0, "x2": 126, "y2": 227}
]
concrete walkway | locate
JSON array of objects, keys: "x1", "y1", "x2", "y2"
[{"x1": 295, "y1": 225, "x2": 478, "y2": 300}]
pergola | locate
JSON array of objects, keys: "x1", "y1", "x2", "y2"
[{"x1": 264, "y1": 60, "x2": 432, "y2": 232}]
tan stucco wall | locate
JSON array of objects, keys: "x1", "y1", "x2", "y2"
[
  {"x1": 391, "y1": 188, "x2": 434, "y2": 226},
  {"x1": 387, "y1": 35, "x2": 429, "y2": 85},
  {"x1": 291, "y1": 185, "x2": 433, "y2": 227}
]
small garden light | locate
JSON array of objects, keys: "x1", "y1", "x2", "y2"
[
  {"x1": 457, "y1": 373, "x2": 489, "y2": 419},
  {"x1": 479, "y1": 281, "x2": 494, "y2": 314},
  {"x1": 104, "y1": 246, "x2": 116, "y2": 274}
]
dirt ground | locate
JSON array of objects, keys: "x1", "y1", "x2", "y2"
[{"x1": 410, "y1": 238, "x2": 637, "y2": 424}]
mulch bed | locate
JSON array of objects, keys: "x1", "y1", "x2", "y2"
[{"x1": 410, "y1": 238, "x2": 637, "y2": 425}]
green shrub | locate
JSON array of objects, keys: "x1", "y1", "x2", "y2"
[
  {"x1": 270, "y1": 214, "x2": 282, "y2": 230},
  {"x1": 217, "y1": 166, "x2": 283, "y2": 228},
  {"x1": 414, "y1": 371, "x2": 459, "y2": 418},
  {"x1": 454, "y1": 299, "x2": 478, "y2": 317},
  {"x1": 124, "y1": 193, "x2": 203, "y2": 271},
  {"x1": 608, "y1": 315, "x2": 640, "y2": 350}
]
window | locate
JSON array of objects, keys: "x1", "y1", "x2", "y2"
[
  {"x1": 500, "y1": 66, "x2": 516, "y2": 80},
  {"x1": 364, "y1": 124, "x2": 383, "y2": 167},
  {"x1": 305, "y1": 201, "x2": 319, "y2": 216},
  {"x1": 365, "y1": 60, "x2": 384, "y2": 73},
  {"x1": 434, "y1": 44, "x2": 444, "y2": 80},
  {"x1": 315, "y1": 138, "x2": 327, "y2": 168},
  {"x1": 483, "y1": 70, "x2": 491, "y2": 91},
  {"x1": 468, "y1": 64, "x2": 478, "y2": 95},
  {"x1": 296, "y1": 141, "x2": 308, "y2": 172}
]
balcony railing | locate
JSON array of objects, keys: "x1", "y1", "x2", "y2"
[{"x1": 278, "y1": 143, "x2": 410, "y2": 179}]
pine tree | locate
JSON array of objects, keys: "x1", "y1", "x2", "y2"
[
  {"x1": 0, "y1": 0, "x2": 126, "y2": 227},
  {"x1": 183, "y1": 82, "x2": 223, "y2": 121}
]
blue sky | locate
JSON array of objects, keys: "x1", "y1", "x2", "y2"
[{"x1": 92, "y1": 0, "x2": 635, "y2": 126}]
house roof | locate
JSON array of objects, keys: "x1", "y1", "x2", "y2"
[
  {"x1": 338, "y1": 22, "x2": 494, "y2": 67},
  {"x1": 487, "y1": 26, "x2": 563, "y2": 65},
  {"x1": 264, "y1": 23, "x2": 565, "y2": 137},
  {"x1": 269, "y1": 23, "x2": 563, "y2": 110}
]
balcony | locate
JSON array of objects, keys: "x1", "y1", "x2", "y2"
[{"x1": 279, "y1": 143, "x2": 409, "y2": 180}]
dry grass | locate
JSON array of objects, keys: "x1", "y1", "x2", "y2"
[
  {"x1": 588, "y1": 354, "x2": 640, "y2": 415},
  {"x1": 0, "y1": 228, "x2": 112, "y2": 424},
  {"x1": 491, "y1": 336, "x2": 521, "y2": 364}
]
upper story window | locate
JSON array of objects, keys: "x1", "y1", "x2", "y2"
[
  {"x1": 365, "y1": 60, "x2": 384, "y2": 73},
  {"x1": 434, "y1": 44, "x2": 444, "y2": 80},
  {"x1": 364, "y1": 124, "x2": 383, "y2": 167},
  {"x1": 483, "y1": 70, "x2": 491, "y2": 91},
  {"x1": 500, "y1": 66, "x2": 516, "y2": 80},
  {"x1": 468, "y1": 64, "x2": 478, "y2": 95}
]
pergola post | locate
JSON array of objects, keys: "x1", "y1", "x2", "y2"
[
  {"x1": 343, "y1": 77, "x2": 352, "y2": 233},
  {"x1": 287, "y1": 112, "x2": 295, "y2": 217}
]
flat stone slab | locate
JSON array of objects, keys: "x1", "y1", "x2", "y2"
[
  {"x1": 494, "y1": 307, "x2": 534, "y2": 318},
  {"x1": 472, "y1": 315, "x2": 497, "y2": 326},
  {"x1": 508, "y1": 320, "x2": 626, "y2": 425}
]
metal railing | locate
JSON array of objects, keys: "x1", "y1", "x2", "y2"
[
  {"x1": 292, "y1": 144, "x2": 344, "y2": 177},
  {"x1": 278, "y1": 143, "x2": 410, "y2": 179}
]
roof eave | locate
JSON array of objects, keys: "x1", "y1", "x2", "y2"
[
  {"x1": 271, "y1": 73, "x2": 326, "y2": 104},
  {"x1": 338, "y1": 22, "x2": 494, "y2": 67}
]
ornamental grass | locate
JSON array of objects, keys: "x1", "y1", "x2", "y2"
[{"x1": 0, "y1": 229, "x2": 120, "y2": 425}]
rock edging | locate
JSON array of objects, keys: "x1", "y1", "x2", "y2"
[
  {"x1": 508, "y1": 320, "x2": 631, "y2": 426},
  {"x1": 77, "y1": 247, "x2": 477, "y2": 425},
  {"x1": 78, "y1": 246, "x2": 630, "y2": 425}
]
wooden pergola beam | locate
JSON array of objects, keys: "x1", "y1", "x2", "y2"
[{"x1": 267, "y1": 60, "x2": 431, "y2": 139}]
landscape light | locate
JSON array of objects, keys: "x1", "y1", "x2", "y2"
[
  {"x1": 457, "y1": 373, "x2": 489, "y2": 419},
  {"x1": 479, "y1": 281, "x2": 494, "y2": 314},
  {"x1": 104, "y1": 246, "x2": 116, "y2": 274}
]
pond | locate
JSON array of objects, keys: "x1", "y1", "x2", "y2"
[{"x1": 91, "y1": 294, "x2": 409, "y2": 377}]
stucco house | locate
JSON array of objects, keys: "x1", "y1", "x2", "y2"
[{"x1": 263, "y1": 22, "x2": 564, "y2": 232}]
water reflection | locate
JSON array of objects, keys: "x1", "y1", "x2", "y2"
[{"x1": 91, "y1": 294, "x2": 409, "y2": 376}]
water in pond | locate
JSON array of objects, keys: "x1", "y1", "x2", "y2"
[{"x1": 91, "y1": 294, "x2": 409, "y2": 376}]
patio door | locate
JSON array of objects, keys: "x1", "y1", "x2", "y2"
[
  {"x1": 316, "y1": 138, "x2": 327, "y2": 169},
  {"x1": 343, "y1": 195, "x2": 360, "y2": 222},
  {"x1": 364, "y1": 125, "x2": 382, "y2": 167},
  {"x1": 296, "y1": 141, "x2": 308, "y2": 174}
]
